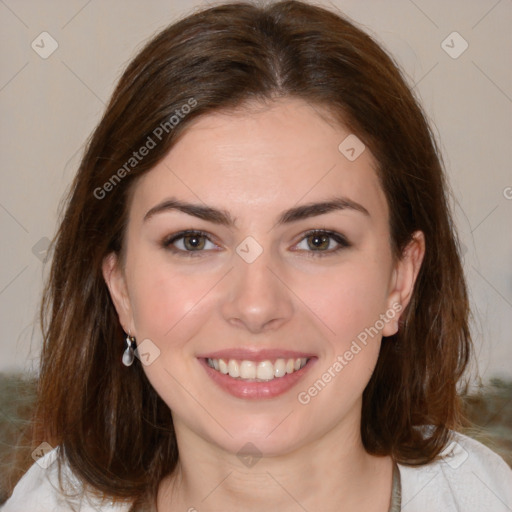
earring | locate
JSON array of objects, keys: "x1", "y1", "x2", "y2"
[{"x1": 122, "y1": 334, "x2": 136, "y2": 366}]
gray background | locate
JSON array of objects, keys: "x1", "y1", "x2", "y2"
[{"x1": 0, "y1": 0, "x2": 511, "y2": 385}]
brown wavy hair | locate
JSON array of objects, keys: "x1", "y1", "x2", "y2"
[{"x1": 22, "y1": 0, "x2": 472, "y2": 508}]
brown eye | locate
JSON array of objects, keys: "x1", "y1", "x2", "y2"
[
  {"x1": 294, "y1": 230, "x2": 351, "y2": 257},
  {"x1": 163, "y1": 230, "x2": 217, "y2": 256}
]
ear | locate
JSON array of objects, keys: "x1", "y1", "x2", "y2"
[
  {"x1": 382, "y1": 230, "x2": 425, "y2": 337},
  {"x1": 102, "y1": 252, "x2": 136, "y2": 336}
]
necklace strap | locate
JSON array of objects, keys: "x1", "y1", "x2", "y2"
[{"x1": 388, "y1": 461, "x2": 402, "y2": 512}]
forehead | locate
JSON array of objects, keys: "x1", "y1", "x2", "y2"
[{"x1": 130, "y1": 97, "x2": 388, "y2": 224}]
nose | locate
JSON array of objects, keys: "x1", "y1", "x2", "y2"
[{"x1": 220, "y1": 243, "x2": 294, "y2": 334}]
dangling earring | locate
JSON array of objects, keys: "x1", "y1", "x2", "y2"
[{"x1": 122, "y1": 334, "x2": 136, "y2": 366}]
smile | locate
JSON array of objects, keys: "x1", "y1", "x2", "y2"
[{"x1": 198, "y1": 352, "x2": 317, "y2": 399}]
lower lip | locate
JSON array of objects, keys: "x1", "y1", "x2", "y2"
[{"x1": 198, "y1": 358, "x2": 317, "y2": 399}]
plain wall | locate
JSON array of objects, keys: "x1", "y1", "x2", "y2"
[{"x1": 0, "y1": 0, "x2": 511, "y2": 385}]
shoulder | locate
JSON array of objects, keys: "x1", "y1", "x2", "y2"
[
  {"x1": 397, "y1": 428, "x2": 512, "y2": 512},
  {"x1": 1, "y1": 447, "x2": 132, "y2": 512}
]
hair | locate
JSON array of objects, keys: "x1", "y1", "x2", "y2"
[{"x1": 22, "y1": 0, "x2": 472, "y2": 508}]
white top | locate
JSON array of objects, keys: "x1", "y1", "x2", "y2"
[{"x1": 2, "y1": 430, "x2": 511, "y2": 511}]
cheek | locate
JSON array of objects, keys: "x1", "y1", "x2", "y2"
[
  {"x1": 297, "y1": 258, "x2": 392, "y2": 347},
  {"x1": 295, "y1": 256, "x2": 392, "y2": 404},
  {"x1": 127, "y1": 263, "x2": 216, "y2": 398},
  {"x1": 128, "y1": 258, "x2": 218, "y2": 348},
  {"x1": 289, "y1": 256, "x2": 394, "y2": 430}
]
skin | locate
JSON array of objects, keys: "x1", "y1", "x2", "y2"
[{"x1": 103, "y1": 97, "x2": 425, "y2": 511}]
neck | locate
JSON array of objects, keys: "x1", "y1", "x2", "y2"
[{"x1": 157, "y1": 415, "x2": 394, "y2": 512}]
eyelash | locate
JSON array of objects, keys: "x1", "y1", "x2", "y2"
[{"x1": 162, "y1": 229, "x2": 351, "y2": 258}]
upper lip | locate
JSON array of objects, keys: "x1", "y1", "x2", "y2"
[{"x1": 197, "y1": 348, "x2": 316, "y2": 362}]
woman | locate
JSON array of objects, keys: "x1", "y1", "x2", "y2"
[{"x1": 3, "y1": 1, "x2": 511, "y2": 511}]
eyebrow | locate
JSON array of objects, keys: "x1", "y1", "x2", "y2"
[{"x1": 143, "y1": 196, "x2": 370, "y2": 226}]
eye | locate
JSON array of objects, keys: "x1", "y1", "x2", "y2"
[
  {"x1": 162, "y1": 230, "x2": 218, "y2": 256},
  {"x1": 293, "y1": 229, "x2": 351, "y2": 257}
]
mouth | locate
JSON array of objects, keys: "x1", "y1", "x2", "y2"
[{"x1": 197, "y1": 350, "x2": 317, "y2": 399}]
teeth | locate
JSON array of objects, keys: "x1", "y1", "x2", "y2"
[
  {"x1": 228, "y1": 359, "x2": 239, "y2": 378},
  {"x1": 256, "y1": 361, "x2": 274, "y2": 380},
  {"x1": 218, "y1": 358, "x2": 228, "y2": 374},
  {"x1": 207, "y1": 357, "x2": 308, "y2": 381},
  {"x1": 274, "y1": 359, "x2": 287, "y2": 377},
  {"x1": 240, "y1": 360, "x2": 256, "y2": 379}
]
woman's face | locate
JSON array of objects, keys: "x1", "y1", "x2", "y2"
[{"x1": 104, "y1": 97, "x2": 423, "y2": 457}]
